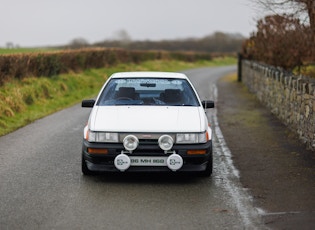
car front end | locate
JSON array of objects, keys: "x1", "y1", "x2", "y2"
[
  {"x1": 82, "y1": 127, "x2": 213, "y2": 175},
  {"x1": 81, "y1": 72, "x2": 214, "y2": 176}
]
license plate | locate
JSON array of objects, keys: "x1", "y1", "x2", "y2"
[{"x1": 129, "y1": 156, "x2": 168, "y2": 166}]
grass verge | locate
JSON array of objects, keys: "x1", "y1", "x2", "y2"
[{"x1": 0, "y1": 57, "x2": 236, "y2": 136}]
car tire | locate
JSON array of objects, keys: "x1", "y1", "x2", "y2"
[
  {"x1": 200, "y1": 154, "x2": 213, "y2": 177},
  {"x1": 82, "y1": 154, "x2": 94, "y2": 175}
]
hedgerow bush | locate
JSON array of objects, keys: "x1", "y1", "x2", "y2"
[
  {"x1": 0, "y1": 48, "x2": 217, "y2": 85},
  {"x1": 242, "y1": 14, "x2": 314, "y2": 77}
]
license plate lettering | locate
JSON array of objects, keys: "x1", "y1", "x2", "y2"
[
  {"x1": 130, "y1": 156, "x2": 167, "y2": 166},
  {"x1": 130, "y1": 158, "x2": 139, "y2": 164},
  {"x1": 141, "y1": 159, "x2": 151, "y2": 163},
  {"x1": 153, "y1": 159, "x2": 164, "y2": 164}
]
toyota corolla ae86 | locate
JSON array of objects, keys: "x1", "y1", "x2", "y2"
[{"x1": 81, "y1": 72, "x2": 215, "y2": 176}]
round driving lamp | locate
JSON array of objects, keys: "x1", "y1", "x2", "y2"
[
  {"x1": 158, "y1": 135, "x2": 174, "y2": 151},
  {"x1": 123, "y1": 135, "x2": 139, "y2": 152}
]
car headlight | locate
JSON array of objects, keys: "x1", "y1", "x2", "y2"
[
  {"x1": 158, "y1": 135, "x2": 174, "y2": 151},
  {"x1": 123, "y1": 135, "x2": 139, "y2": 151},
  {"x1": 86, "y1": 130, "x2": 119, "y2": 143},
  {"x1": 176, "y1": 132, "x2": 208, "y2": 144}
]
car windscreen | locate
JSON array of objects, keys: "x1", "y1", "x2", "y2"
[{"x1": 96, "y1": 78, "x2": 200, "y2": 106}]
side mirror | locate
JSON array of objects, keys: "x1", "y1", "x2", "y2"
[
  {"x1": 201, "y1": 100, "x2": 215, "y2": 109},
  {"x1": 82, "y1": 99, "x2": 95, "y2": 108}
]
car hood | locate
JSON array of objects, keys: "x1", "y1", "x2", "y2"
[{"x1": 89, "y1": 106, "x2": 206, "y2": 133}]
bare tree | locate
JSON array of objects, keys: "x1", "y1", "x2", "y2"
[
  {"x1": 255, "y1": 0, "x2": 313, "y2": 20},
  {"x1": 111, "y1": 30, "x2": 132, "y2": 47},
  {"x1": 69, "y1": 38, "x2": 89, "y2": 48},
  {"x1": 112, "y1": 30, "x2": 132, "y2": 42},
  {"x1": 6, "y1": 42, "x2": 14, "y2": 49}
]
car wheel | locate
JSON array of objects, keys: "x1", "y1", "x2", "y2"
[
  {"x1": 82, "y1": 154, "x2": 94, "y2": 175},
  {"x1": 200, "y1": 154, "x2": 213, "y2": 177}
]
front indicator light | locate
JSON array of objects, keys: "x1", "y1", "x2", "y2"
[
  {"x1": 206, "y1": 131, "x2": 209, "y2": 141},
  {"x1": 187, "y1": 150, "x2": 207, "y2": 155},
  {"x1": 84, "y1": 125, "x2": 89, "y2": 140},
  {"x1": 87, "y1": 148, "x2": 108, "y2": 154}
]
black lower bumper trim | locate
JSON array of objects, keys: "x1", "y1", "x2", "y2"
[{"x1": 85, "y1": 160, "x2": 208, "y2": 173}]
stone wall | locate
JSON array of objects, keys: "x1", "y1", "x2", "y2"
[{"x1": 241, "y1": 60, "x2": 315, "y2": 151}]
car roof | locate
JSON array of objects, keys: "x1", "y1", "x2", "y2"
[{"x1": 109, "y1": 71, "x2": 188, "y2": 79}]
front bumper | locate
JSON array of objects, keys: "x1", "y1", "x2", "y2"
[{"x1": 82, "y1": 139, "x2": 212, "y2": 173}]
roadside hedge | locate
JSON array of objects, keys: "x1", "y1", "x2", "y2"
[{"x1": 0, "y1": 48, "x2": 216, "y2": 85}]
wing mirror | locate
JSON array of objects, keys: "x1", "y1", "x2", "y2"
[
  {"x1": 201, "y1": 100, "x2": 215, "y2": 109},
  {"x1": 82, "y1": 99, "x2": 95, "y2": 108}
]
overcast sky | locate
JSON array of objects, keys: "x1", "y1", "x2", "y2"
[{"x1": 1, "y1": 0, "x2": 261, "y2": 47}]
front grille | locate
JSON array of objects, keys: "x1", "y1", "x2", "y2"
[
  {"x1": 117, "y1": 133, "x2": 177, "y2": 155},
  {"x1": 119, "y1": 133, "x2": 176, "y2": 142},
  {"x1": 115, "y1": 149, "x2": 165, "y2": 156},
  {"x1": 115, "y1": 141, "x2": 166, "y2": 156},
  {"x1": 139, "y1": 139, "x2": 158, "y2": 145}
]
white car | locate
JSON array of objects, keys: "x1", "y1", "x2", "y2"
[{"x1": 81, "y1": 72, "x2": 214, "y2": 176}]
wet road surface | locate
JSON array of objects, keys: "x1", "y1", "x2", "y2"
[{"x1": 0, "y1": 66, "x2": 265, "y2": 229}]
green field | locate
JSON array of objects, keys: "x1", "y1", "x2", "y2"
[{"x1": 0, "y1": 57, "x2": 236, "y2": 136}]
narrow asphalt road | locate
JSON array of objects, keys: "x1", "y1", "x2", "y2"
[{"x1": 0, "y1": 66, "x2": 267, "y2": 229}]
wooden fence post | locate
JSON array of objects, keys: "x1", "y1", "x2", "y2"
[{"x1": 237, "y1": 53, "x2": 243, "y2": 82}]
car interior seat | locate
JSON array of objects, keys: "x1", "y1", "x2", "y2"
[
  {"x1": 116, "y1": 87, "x2": 137, "y2": 99},
  {"x1": 161, "y1": 89, "x2": 182, "y2": 104}
]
